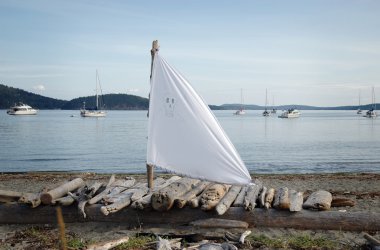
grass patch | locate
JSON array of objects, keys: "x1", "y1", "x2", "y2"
[
  {"x1": 113, "y1": 235, "x2": 155, "y2": 250},
  {"x1": 288, "y1": 234, "x2": 338, "y2": 249},
  {"x1": 67, "y1": 237, "x2": 86, "y2": 249},
  {"x1": 249, "y1": 233, "x2": 340, "y2": 249}
]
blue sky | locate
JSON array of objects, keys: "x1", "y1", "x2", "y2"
[{"x1": 0, "y1": 0, "x2": 379, "y2": 106}]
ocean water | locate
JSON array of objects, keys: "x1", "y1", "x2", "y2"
[{"x1": 0, "y1": 110, "x2": 379, "y2": 174}]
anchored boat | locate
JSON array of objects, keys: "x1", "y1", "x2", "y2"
[{"x1": 6, "y1": 102, "x2": 38, "y2": 115}]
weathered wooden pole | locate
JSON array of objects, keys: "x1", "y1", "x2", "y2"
[{"x1": 147, "y1": 40, "x2": 159, "y2": 189}]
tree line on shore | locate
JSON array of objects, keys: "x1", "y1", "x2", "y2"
[{"x1": 0, "y1": 84, "x2": 377, "y2": 110}]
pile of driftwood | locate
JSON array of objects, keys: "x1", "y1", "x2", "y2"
[{"x1": 0, "y1": 175, "x2": 355, "y2": 217}]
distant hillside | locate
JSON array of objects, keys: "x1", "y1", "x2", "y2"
[
  {"x1": 0, "y1": 84, "x2": 67, "y2": 109},
  {"x1": 220, "y1": 103, "x2": 379, "y2": 110},
  {"x1": 1, "y1": 84, "x2": 378, "y2": 110},
  {"x1": 62, "y1": 94, "x2": 149, "y2": 110}
]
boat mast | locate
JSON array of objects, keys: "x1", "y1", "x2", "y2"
[
  {"x1": 240, "y1": 88, "x2": 244, "y2": 110},
  {"x1": 265, "y1": 88, "x2": 268, "y2": 111},
  {"x1": 147, "y1": 40, "x2": 159, "y2": 189},
  {"x1": 96, "y1": 70, "x2": 99, "y2": 110}
]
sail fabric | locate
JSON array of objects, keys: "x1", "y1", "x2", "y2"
[{"x1": 147, "y1": 53, "x2": 251, "y2": 185}]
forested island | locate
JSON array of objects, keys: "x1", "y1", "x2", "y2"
[{"x1": 0, "y1": 84, "x2": 377, "y2": 110}]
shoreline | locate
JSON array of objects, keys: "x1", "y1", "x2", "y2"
[{"x1": 1, "y1": 172, "x2": 379, "y2": 249}]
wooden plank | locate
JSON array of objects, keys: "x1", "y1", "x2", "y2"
[{"x1": 0, "y1": 204, "x2": 379, "y2": 232}]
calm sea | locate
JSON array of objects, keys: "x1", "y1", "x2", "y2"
[{"x1": 0, "y1": 110, "x2": 379, "y2": 174}]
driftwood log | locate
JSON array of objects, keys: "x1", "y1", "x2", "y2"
[
  {"x1": 264, "y1": 188, "x2": 275, "y2": 209},
  {"x1": 0, "y1": 190, "x2": 36, "y2": 204},
  {"x1": 232, "y1": 186, "x2": 247, "y2": 207},
  {"x1": 152, "y1": 178, "x2": 200, "y2": 211},
  {"x1": 88, "y1": 177, "x2": 135, "y2": 205},
  {"x1": 175, "y1": 181, "x2": 210, "y2": 208},
  {"x1": 289, "y1": 190, "x2": 303, "y2": 212},
  {"x1": 273, "y1": 187, "x2": 290, "y2": 210},
  {"x1": 200, "y1": 184, "x2": 229, "y2": 211},
  {"x1": 244, "y1": 181, "x2": 262, "y2": 211},
  {"x1": 0, "y1": 204, "x2": 379, "y2": 231},
  {"x1": 190, "y1": 218, "x2": 249, "y2": 229},
  {"x1": 131, "y1": 176, "x2": 182, "y2": 210},
  {"x1": 331, "y1": 197, "x2": 356, "y2": 207},
  {"x1": 40, "y1": 178, "x2": 85, "y2": 205},
  {"x1": 215, "y1": 185, "x2": 241, "y2": 215},
  {"x1": 259, "y1": 186, "x2": 267, "y2": 208},
  {"x1": 303, "y1": 190, "x2": 332, "y2": 210}
]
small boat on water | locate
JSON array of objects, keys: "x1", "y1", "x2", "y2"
[
  {"x1": 357, "y1": 90, "x2": 362, "y2": 114},
  {"x1": 80, "y1": 70, "x2": 106, "y2": 117},
  {"x1": 363, "y1": 87, "x2": 377, "y2": 118},
  {"x1": 262, "y1": 88, "x2": 270, "y2": 117},
  {"x1": 6, "y1": 102, "x2": 38, "y2": 115},
  {"x1": 234, "y1": 88, "x2": 246, "y2": 115},
  {"x1": 364, "y1": 108, "x2": 377, "y2": 118},
  {"x1": 278, "y1": 108, "x2": 300, "y2": 118}
]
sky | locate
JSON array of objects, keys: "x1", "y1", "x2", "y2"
[{"x1": 0, "y1": 0, "x2": 379, "y2": 106}]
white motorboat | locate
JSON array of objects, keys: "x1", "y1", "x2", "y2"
[
  {"x1": 80, "y1": 70, "x2": 106, "y2": 117},
  {"x1": 7, "y1": 102, "x2": 38, "y2": 115},
  {"x1": 278, "y1": 108, "x2": 300, "y2": 118}
]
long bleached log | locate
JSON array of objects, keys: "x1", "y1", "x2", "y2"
[
  {"x1": 1, "y1": 204, "x2": 379, "y2": 231},
  {"x1": 131, "y1": 176, "x2": 182, "y2": 210},
  {"x1": 216, "y1": 185, "x2": 241, "y2": 215},
  {"x1": 88, "y1": 177, "x2": 135, "y2": 205},
  {"x1": 176, "y1": 181, "x2": 210, "y2": 208},
  {"x1": 289, "y1": 190, "x2": 303, "y2": 212},
  {"x1": 190, "y1": 218, "x2": 249, "y2": 229},
  {"x1": 40, "y1": 178, "x2": 85, "y2": 205},
  {"x1": 264, "y1": 188, "x2": 275, "y2": 209},
  {"x1": 273, "y1": 187, "x2": 290, "y2": 210},
  {"x1": 259, "y1": 186, "x2": 267, "y2": 208},
  {"x1": 200, "y1": 184, "x2": 229, "y2": 211},
  {"x1": 244, "y1": 181, "x2": 262, "y2": 211},
  {"x1": 0, "y1": 190, "x2": 32, "y2": 203},
  {"x1": 232, "y1": 186, "x2": 247, "y2": 207},
  {"x1": 303, "y1": 190, "x2": 332, "y2": 211},
  {"x1": 152, "y1": 178, "x2": 200, "y2": 212}
]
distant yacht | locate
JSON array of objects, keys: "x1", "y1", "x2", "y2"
[
  {"x1": 234, "y1": 88, "x2": 246, "y2": 115},
  {"x1": 7, "y1": 102, "x2": 38, "y2": 115},
  {"x1": 278, "y1": 108, "x2": 300, "y2": 118},
  {"x1": 80, "y1": 70, "x2": 106, "y2": 117}
]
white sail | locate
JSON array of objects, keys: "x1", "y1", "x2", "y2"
[{"x1": 147, "y1": 53, "x2": 251, "y2": 185}]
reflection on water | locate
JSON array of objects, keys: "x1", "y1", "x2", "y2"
[{"x1": 0, "y1": 110, "x2": 379, "y2": 174}]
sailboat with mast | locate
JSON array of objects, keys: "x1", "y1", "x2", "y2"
[
  {"x1": 357, "y1": 90, "x2": 362, "y2": 114},
  {"x1": 364, "y1": 87, "x2": 377, "y2": 118},
  {"x1": 147, "y1": 41, "x2": 251, "y2": 185},
  {"x1": 262, "y1": 88, "x2": 270, "y2": 116},
  {"x1": 234, "y1": 88, "x2": 246, "y2": 115},
  {"x1": 80, "y1": 70, "x2": 106, "y2": 117},
  {"x1": 271, "y1": 95, "x2": 277, "y2": 114}
]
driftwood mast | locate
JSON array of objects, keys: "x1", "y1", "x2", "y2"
[{"x1": 147, "y1": 40, "x2": 159, "y2": 189}]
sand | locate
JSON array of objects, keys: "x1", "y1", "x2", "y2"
[{"x1": 0, "y1": 172, "x2": 379, "y2": 249}]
